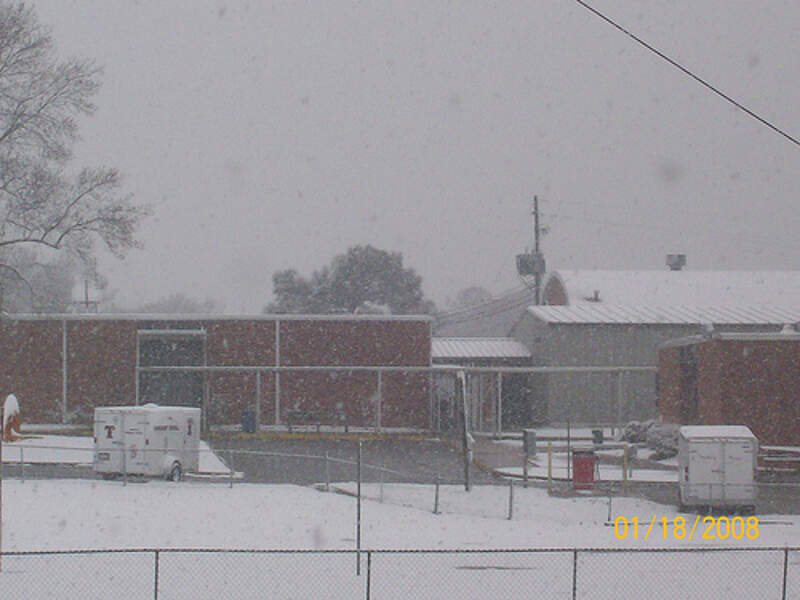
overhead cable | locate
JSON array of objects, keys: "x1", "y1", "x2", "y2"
[{"x1": 574, "y1": 0, "x2": 799, "y2": 148}]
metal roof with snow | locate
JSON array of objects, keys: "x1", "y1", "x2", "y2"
[
  {"x1": 544, "y1": 270, "x2": 800, "y2": 306},
  {"x1": 432, "y1": 337, "x2": 531, "y2": 359},
  {"x1": 679, "y1": 425, "x2": 756, "y2": 440},
  {"x1": 527, "y1": 304, "x2": 800, "y2": 325}
]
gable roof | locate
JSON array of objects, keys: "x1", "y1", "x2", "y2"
[{"x1": 544, "y1": 270, "x2": 800, "y2": 306}]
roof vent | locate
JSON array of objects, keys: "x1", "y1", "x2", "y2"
[
  {"x1": 666, "y1": 254, "x2": 686, "y2": 271},
  {"x1": 584, "y1": 290, "x2": 601, "y2": 302}
]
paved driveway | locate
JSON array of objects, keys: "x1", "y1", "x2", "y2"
[{"x1": 208, "y1": 435, "x2": 497, "y2": 486}]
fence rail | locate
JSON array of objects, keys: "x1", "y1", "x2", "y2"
[{"x1": 0, "y1": 546, "x2": 797, "y2": 600}]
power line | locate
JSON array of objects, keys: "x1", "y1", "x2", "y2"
[
  {"x1": 574, "y1": 0, "x2": 800, "y2": 148},
  {"x1": 435, "y1": 286, "x2": 534, "y2": 327}
]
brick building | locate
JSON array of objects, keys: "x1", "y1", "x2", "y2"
[
  {"x1": 0, "y1": 315, "x2": 432, "y2": 429},
  {"x1": 658, "y1": 331, "x2": 800, "y2": 445}
]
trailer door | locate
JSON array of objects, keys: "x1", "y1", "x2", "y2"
[
  {"x1": 689, "y1": 440, "x2": 724, "y2": 501},
  {"x1": 95, "y1": 410, "x2": 123, "y2": 472},
  {"x1": 123, "y1": 413, "x2": 149, "y2": 472},
  {"x1": 724, "y1": 439, "x2": 755, "y2": 500}
]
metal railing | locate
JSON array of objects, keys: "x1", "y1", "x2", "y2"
[{"x1": 0, "y1": 546, "x2": 796, "y2": 600}]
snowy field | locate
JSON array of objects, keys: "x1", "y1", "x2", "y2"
[
  {"x1": 1, "y1": 435, "x2": 799, "y2": 598},
  {"x1": 1, "y1": 478, "x2": 800, "y2": 599}
]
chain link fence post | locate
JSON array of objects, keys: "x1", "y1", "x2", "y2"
[
  {"x1": 572, "y1": 549, "x2": 578, "y2": 600},
  {"x1": 365, "y1": 550, "x2": 372, "y2": 600},
  {"x1": 228, "y1": 449, "x2": 234, "y2": 489},
  {"x1": 507, "y1": 480, "x2": 514, "y2": 520},
  {"x1": 782, "y1": 547, "x2": 789, "y2": 600},
  {"x1": 153, "y1": 549, "x2": 160, "y2": 600},
  {"x1": 356, "y1": 440, "x2": 362, "y2": 576},
  {"x1": 325, "y1": 451, "x2": 330, "y2": 492}
]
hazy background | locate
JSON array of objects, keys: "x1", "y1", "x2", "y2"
[{"x1": 31, "y1": 0, "x2": 799, "y2": 313}]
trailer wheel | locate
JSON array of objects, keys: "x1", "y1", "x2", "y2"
[
  {"x1": 167, "y1": 462, "x2": 182, "y2": 482},
  {"x1": 101, "y1": 473, "x2": 119, "y2": 481}
]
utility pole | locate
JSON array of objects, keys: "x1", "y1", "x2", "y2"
[
  {"x1": 533, "y1": 196, "x2": 542, "y2": 305},
  {"x1": 516, "y1": 196, "x2": 548, "y2": 304}
]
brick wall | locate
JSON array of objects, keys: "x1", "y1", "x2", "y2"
[
  {"x1": 0, "y1": 316, "x2": 431, "y2": 429},
  {"x1": 0, "y1": 320, "x2": 62, "y2": 422},
  {"x1": 658, "y1": 338, "x2": 800, "y2": 445}
]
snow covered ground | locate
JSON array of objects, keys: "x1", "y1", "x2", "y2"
[
  {"x1": 1, "y1": 479, "x2": 798, "y2": 599},
  {"x1": 1, "y1": 436, "x2": 799, "y2": 598},
  {"x1": 3, "y1": 479, "x2": 798, "y2": 552}
]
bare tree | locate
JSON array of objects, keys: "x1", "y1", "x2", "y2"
[
  {"x1": 0, "y1": 246, "x2": 80, "y2": 312},
  {"x1": 0, "y1": 3, "x2": 148, "y2": 310}
]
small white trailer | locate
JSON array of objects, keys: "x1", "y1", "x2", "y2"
[
  {"x1": 93, "y1": 404, "x2": 201, "y2": 481},
  {"x1": 678, "y1": 425, "x2": 758, "y2": 513}
]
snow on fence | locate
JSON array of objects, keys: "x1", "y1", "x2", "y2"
[{"x1": 0, "y1": 547, "x2": 796, "y2": 600}]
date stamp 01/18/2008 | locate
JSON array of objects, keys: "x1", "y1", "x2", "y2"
[{"x1": 613, "y1": 516, "x2": 760, "y2": 541}]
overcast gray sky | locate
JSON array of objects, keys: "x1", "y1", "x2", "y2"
[{"x1": 32, "y1": 1, "x2": 799, "y2": 313}]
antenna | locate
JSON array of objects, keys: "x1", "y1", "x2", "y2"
[{"x1": 71, "y1": 279, "x2": 99, "y2": 313}]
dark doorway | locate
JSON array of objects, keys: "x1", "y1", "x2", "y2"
[
  {"x1": 138, "y1": 335, "x2": 205, "y2": 407},
  {"x1": 501, "y1": 373, "x2": 546, "y2": 430}
]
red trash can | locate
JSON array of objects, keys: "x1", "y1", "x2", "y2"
[{"x1": 572, "y1": 449, "x2": 595, "y2": 490}]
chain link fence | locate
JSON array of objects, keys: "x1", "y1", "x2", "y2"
[{"x1": 1, "y1": 547, "x2": 797, "y2": 599}]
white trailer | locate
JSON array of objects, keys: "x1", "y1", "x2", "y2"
[
  {"x1": 678, "y1": 425, "x2": 758, "y2": 513},
  {"x1": 93, "y1": 404, "x2": 201, "y2": 481}
]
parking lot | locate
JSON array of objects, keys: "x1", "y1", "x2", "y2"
[{"x1": 206, "y1": 434, "x2": 498, "y2": 486}]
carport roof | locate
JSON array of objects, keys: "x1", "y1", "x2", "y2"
[{"x1": 432, "y1": 337, "x2": 531, "y2": 359}]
